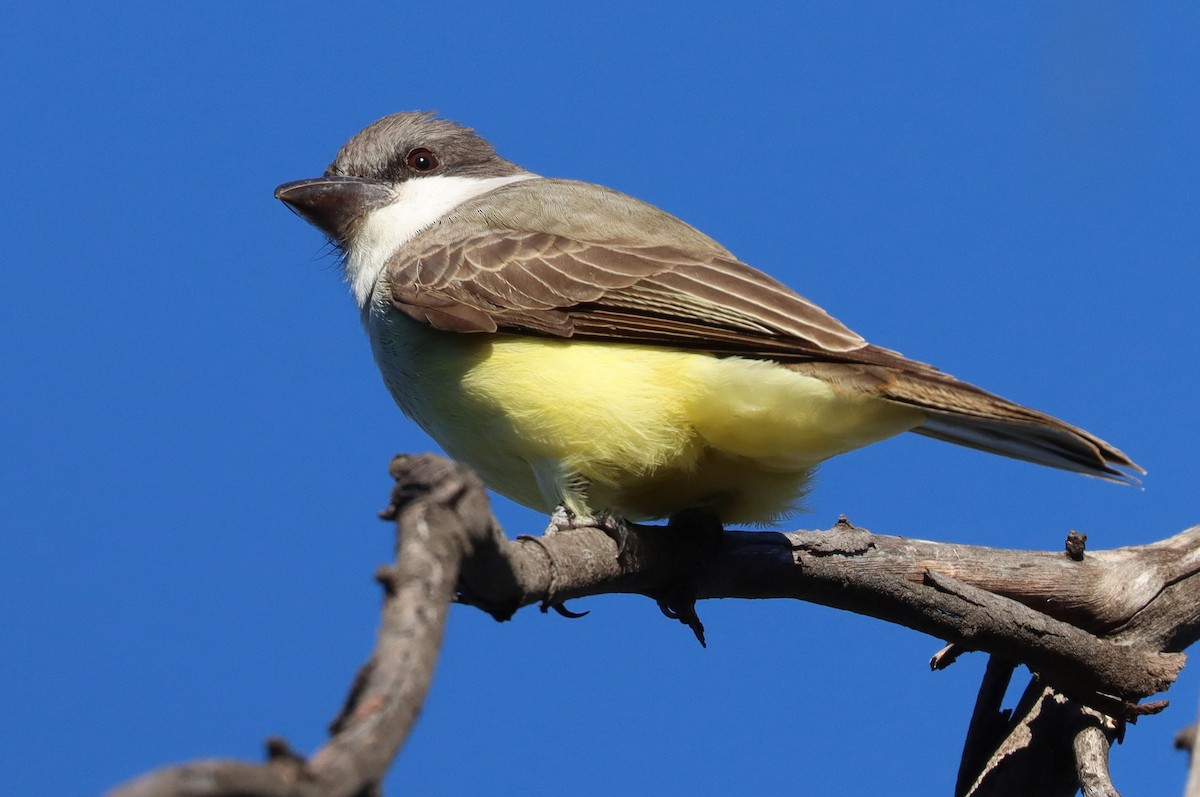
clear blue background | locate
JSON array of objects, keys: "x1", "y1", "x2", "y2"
[{"x1": 3, "y1": 3, "x2": 1197, "y2": 795}]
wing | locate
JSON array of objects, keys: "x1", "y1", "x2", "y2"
[{"x1": 384, "y1": 178, "x2": 866, "y2": 355}]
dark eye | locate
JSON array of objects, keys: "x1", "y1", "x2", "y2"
[{"x1": 405, "y1": 148, "x2": 439, "y2": 172}]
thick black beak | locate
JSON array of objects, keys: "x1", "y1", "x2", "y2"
[{"x1": 274, "y1": 176, "x2": 395, "y2": 243}]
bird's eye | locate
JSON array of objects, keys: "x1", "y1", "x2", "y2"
[{"x1": 405, "y1": 148, "x2": 439, "y2": 172}]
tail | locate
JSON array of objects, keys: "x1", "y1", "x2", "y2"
[
  {"x1": 909, "y1": 407, "x2": 1141, "y2": 484},
  {"x1": 789, "y1": 348, "x2": 1144, "y2": 483}
]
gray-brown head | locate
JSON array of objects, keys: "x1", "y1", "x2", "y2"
[
  {"x1": 275, "y1": 111, "x2": 529, "y2": 244},
  {"x1": 326, "y1": 111, "x2": 527, "y2": 184}
]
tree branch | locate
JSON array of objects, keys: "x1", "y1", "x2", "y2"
[
  {"x1": 105, "y1": 454, "x2": 1200, "y2": 796},
  {"x1": 955, "y1": 656, "x2": 1017, "y2": 797},
  {"x1": 458, "y1": 516, "x2": 1193, "y2": 714},
  {"x1": 106, "y1": 455, "x2": 503, "y2": 797}
]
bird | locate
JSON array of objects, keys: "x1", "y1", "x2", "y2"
[{"x1": 275, "y1": 111, "x2": 1141, "y2": 530}]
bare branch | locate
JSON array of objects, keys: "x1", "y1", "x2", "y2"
[
  {"x1": 457, "y1": 518, "x2": 1193, "y2": 713},
  {"x1": 104, "y1": 454, "x2": 1200, "y2": 796},
  {"x1": 955, "y1": 656, "x2": 1017, "y2": 797},
  {"x1": 958, "y1": 685, "x2": 1120, "y2": 797},
  {"x1": 1074, "y1": 723, "x2": 1120, "y2": 797},
  {"x1": 106, "y1": 455, "x2": 500, "y2": 797}
]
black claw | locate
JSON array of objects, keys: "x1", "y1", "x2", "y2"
[
  {"x1": 656, "y1": 597, "x2": 707, "y2": 647},
  {"x1": 549, "y1": 601, "x2": 590, "y2": 619},
  {"x1": 589, "y1": 509, "x2": 630, "y2": 558},
  {"x1": 644, "y1": 508, "x2": 723, "y2": 648}
]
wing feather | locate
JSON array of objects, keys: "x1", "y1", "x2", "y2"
[{"x1": 390, "y1": 230, "x2": 865, "y2": 353}]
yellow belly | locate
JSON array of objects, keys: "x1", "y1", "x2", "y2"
[{"x1": 369, "y1": 312, "x2": 923, "y2": 524}]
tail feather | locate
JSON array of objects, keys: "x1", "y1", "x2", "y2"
[
  {"x1": 784, "y1": 348, "x2": 1143, "y2": 483},
  {"x1": 910, "y1": 410, "x2": 1142, "y2": 484}
]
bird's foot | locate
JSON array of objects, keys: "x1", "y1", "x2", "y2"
[
  {"x1": 543, "y1": 506, "x2": 632, "y2": 559},
  {"x1": 541, "y1": 504, "x2": 574, "y2": 536},
  {"x1": 667, "y1": 506, "x2": 725, "y2": 545},
  {"x1": 656, "y1": 593, "x2": 707, "y2": 648},
  {"x1": 650, "y1": 508, "x2": 725, "y2": 647}
]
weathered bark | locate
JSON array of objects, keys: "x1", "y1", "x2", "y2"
[
  {"x1": 461, "y1": 516, "x2": 1195, "y2": 712},
  {"x1": 956, "y1": 681, "x2": 1122, "y2": 797},
  {"x1": 106, "y1": 454, "x2": 1200, "y2": 797},
  {"x1": 106, "y1": 456, "x2": 499, "y2": 797}
]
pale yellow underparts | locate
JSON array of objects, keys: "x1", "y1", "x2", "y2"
[{"x1": 369, "y1": 310, "x2": 923, "y2": 524}]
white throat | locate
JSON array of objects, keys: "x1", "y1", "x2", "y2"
[{"x1": 343, "y1": 172, "x2": 539, "y2": 309}]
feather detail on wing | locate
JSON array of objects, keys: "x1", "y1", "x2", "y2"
[
  {"x1": 386, "y1": 178, "x2": 867, "y2": 353},
  {"x1": 391, "y1": 230, "x2": 867, "y2": 353}
]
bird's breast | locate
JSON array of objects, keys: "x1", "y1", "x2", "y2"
[{"x1": 364, "y1": 304, "x2": 922, "y2": 522}]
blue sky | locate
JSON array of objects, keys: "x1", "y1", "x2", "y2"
[{"x1": 3, "y1": 3, "x2": 1198, "y2": 795}]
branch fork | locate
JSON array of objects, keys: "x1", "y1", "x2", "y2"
[{"x1": 107, "y1": 454, "x2": 1200, "y2": 797}]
